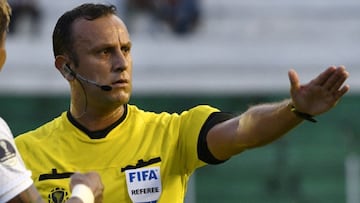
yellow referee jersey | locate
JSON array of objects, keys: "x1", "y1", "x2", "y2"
[{"x1": 15, "y1": 104, "x2": 231, "y2": 203}]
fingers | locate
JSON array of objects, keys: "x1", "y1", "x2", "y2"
[
  {"x1": 334, "y1": 84, "x2": 350, "y2": 100},
  {"x1": 313, "y1": 66, "x2": 337, "y2": 86},
  {"x1": 84, "y1": 172, "x2": 104, "y2": 195},
  {"x1": 323, "y1": 66, "x2": 349, "y2": 92},
  {"x1": 314, "y1": 65, "x2": 348, "y2": 89},
  {"x1": 303, "y1": 65, "x2": 349, "y2": 95},
  {"x1": 70, "y1": 172, "x2": 104, "y2": 199}
]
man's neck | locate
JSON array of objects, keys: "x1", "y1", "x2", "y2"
[{"x1": 70, "y1": 104, "x2": 126, "y2": 131}]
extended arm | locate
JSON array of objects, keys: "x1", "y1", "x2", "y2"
[{"x1": 207, "y1": 66, "x2": 350, "y2": 160}]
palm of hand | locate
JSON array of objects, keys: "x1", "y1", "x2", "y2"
[{"x1": 289, "y1": 66, "x2": 350, "y2": 116}]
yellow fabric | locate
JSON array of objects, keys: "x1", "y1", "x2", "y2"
[{"x1": 15, "y1": 104, "x2": 219, "y2": 203}]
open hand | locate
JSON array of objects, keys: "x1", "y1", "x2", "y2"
[{"x1": 288, "y1": 65, "x2": 350, "y2": 116}]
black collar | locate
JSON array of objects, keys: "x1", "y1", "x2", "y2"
[{"x1": 67, "y1": 104, "x2": 128, "y2": 139}]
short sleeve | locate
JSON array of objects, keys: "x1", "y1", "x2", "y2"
[
  {"x1": 0, "y1": 117, "x2": 33, "y2": 202},
  {"x1": 197, "y1": 112, "x2": 234, "y2": 164},
  {"x1": 176, "y1": 105, "x2": 222, "y2": 171}
]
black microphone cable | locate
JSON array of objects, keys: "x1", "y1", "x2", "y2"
[{"x1": 72, "y1": 75, "x2": 89, "y2": 119}]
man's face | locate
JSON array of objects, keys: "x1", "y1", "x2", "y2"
[{"x1": 70, "y1": 14, "x2": 133, "y2": 105}]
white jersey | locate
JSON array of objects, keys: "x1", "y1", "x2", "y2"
[{"x1": 0, "y1": 117, "x2": 33, "y2": 202}]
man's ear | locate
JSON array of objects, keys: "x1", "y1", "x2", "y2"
[{"x1": 55, "y1": 56, "x2": 75, "y2": 80}]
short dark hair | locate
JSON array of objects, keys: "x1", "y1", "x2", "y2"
[{"x1": 52, "y1": 3, "x2": 117, "y2": 65}]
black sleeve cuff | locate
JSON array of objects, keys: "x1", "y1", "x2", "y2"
[{"x1": 197, "y1": 112, "x2": 234, "y2": 165}]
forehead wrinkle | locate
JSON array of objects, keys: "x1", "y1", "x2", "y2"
[
  {"x1": 113, "y1": 17, "x2": 130, "y2": 45},
  {"x1": 98, "y1": 15, "x2": 130, "y2": 44},
  {"x1": 73, "y1": 15, "x2": 130, "y2": 51}
]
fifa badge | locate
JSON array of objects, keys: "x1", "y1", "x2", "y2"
[{"x1": 125, "y1": 166, "x2": 161, "y2": 203}]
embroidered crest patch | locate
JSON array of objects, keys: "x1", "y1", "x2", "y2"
[{"x1": 125, "y1": 166, "x2": 161, "y2": 203}]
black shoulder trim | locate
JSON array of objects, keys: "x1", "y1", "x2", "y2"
[
  {"x1": 39, "y1": 168, "x2": 73, "y2": 181},
  {"x1": 197, "y1": 112, "x2": 234, "y2": 165},
  {"x1": 121, "y1": 157, "x2": 162, "y2": 172}
]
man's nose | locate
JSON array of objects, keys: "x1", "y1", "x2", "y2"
[{"x1": 112, "y1": 49, "x2": 128, "y2": 72}]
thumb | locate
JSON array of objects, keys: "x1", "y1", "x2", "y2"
[{"x1": 288, "y1": 69, "x2": 300, "y2": 92}]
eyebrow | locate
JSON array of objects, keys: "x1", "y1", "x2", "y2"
[
  {"x1": 90, "y1": 40, "x2": 131, "y2": 52},
  {"x1": 121, "y1": 41, "x2": 132, "y2": 48}
]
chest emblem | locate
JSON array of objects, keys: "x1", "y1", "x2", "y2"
[
  {"x1": 47, "y1": 187, "x2": 69, "y2": 203},
  {"x1": 125, "y1": 166, "x2": 161, "y2": 203},
  {"x1": 0, "y1": 139, "x2": 16, "y2": 166}
]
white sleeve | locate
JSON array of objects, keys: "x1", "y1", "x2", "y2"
[{"x1": 0, "y1": 117, "x2": 33, "y2": 202}]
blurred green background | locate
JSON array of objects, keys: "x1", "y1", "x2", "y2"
[
  {"x1": 1, "y1": 93, "x2": 358, "y2": 203},
  {"x1": 3, "y1": 0, "x2": 360, "y2": 202}
]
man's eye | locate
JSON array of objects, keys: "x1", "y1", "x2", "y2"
[
  {"x1": 101, "y1": 49, "x2": 110, "y2": 54},
  {"x1": 121, "y1": 46, "x2": 130, "y2": 54}
]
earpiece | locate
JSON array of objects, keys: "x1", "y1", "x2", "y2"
[
  {"x1": 61, "y1": 64, "x2": 112, "y2": 91},
  {"x1": 62, "y1": 64, "x2": 76, "y2": 79}
]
